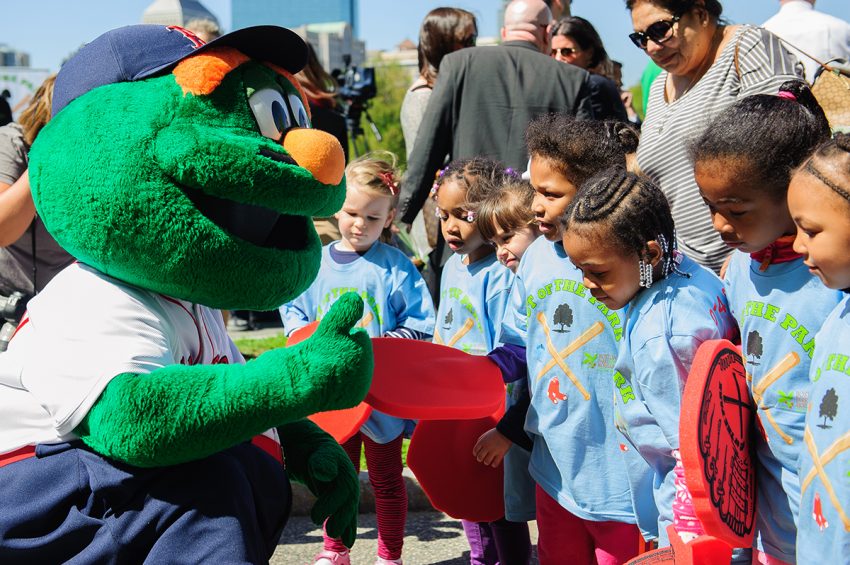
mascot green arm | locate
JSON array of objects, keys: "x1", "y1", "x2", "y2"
[
  {"x1": 75, "y1": 293, "x2": 372, "y2": 469},
  {"x1": 278, "y1": 419, "x2": 360, "y2": 547}
]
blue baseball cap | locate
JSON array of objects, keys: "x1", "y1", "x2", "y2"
[{"x1": 53, "y1": 24, "x2": 307, "y2": 116}]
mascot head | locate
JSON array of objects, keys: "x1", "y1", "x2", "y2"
[{"x1": 29, "y1": 25, "x2": 346, "y2": 310}]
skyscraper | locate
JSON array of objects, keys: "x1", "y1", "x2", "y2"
[{"x1": 231, "y1": 0, "x2": 359, "y2": 37}]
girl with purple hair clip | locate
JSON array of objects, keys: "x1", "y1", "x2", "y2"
[{"x1": 431, "y1": 157, "x2": 533, "y2": 564}]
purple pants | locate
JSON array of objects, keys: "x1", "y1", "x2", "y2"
[{"x1": 461, "y1": 517, "x2": 531, "y2": 565}]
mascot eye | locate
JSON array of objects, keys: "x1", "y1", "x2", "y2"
[
  {"x1": 288, "y1": 94, "x2": 310, "y2": 128},
  {"x1": 249, "y1": 89, "x2": 290, "y2": 140}
]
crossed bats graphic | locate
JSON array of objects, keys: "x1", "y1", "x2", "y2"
[
  {"x1": 535, "y1": 314, "x2": 604, "y2": 401},
  {"x1": 434, "y1": 317, "x2": 475, "y2": 348},
  {"x1": 748, "y1": 351, "x2": 800, "y2": 445},
  {"x1": 802, "y1": 428, "x2": 850, "y2": 532}
]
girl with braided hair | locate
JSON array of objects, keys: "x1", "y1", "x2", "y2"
[
  {"x1": 561, "y1": 167, "x2": 737, "y2": 548},
  {"x1": 692, "y1": 80, "x2": 840, "y2": 564},
  {"x1": 789, "y1": 133, "x2": 850, "y2": 565},
  {"x1": 498, "y1": 115, "x2": 646, "y2": 564},
  {"x1": 430, "y1": 156, "x2": 532, "y2": 565}
]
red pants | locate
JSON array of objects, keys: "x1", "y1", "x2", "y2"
[
  {"x1": 536, "y1": 485, "x2": 642, "y2": 565},
  {"x1": 324, "y1": 434, "x2": 406, "y2": 560}
]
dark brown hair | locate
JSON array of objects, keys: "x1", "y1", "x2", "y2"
[
  {"x1": 550, "y1": 17, "x2": 609, "y2": 70},
  {"x1": 624, "y1": 0, "x2": 723, "y2": 22},
  {"x1": 418, "y1": 7, "x2": 477, "y2": 87}
]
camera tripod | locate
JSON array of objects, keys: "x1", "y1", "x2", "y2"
[{"x1": 343, "y1": 99, "x2": 382, "y2": 158}]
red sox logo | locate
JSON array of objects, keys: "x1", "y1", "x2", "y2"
[{"x1": 167, "y1": 25, "x2": 206, "y2": 48}]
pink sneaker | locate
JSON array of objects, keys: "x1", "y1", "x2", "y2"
[
  {"x1": 313, "y1": 550, "x2": 351, "y2": 565},
  {"x1": 375, "y1": 558, "x2": 403, "y2": 565}
]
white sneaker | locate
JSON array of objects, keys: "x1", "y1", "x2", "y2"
[
  {"x1": 375, "y1": 558, "x2": 403, "y2": 565},
  {"x1": 313, "y1": 550, "x2": 351, "y2": 565}
]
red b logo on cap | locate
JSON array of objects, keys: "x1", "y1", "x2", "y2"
[{"x1": 167, "y1": 25, "x2": 206, "y2": 48}]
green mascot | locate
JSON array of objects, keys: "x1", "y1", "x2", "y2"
[{"x1": 0, "y1": 24, "x2": 372, "y2": 563}]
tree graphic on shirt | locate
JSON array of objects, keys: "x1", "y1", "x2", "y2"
[
  {"x1": 819, "y1": 388, "x2": 838, "y2": 429},
  {"x1": 746, "y1": 330, "x2": 763, "y2": 365},
  {"x1": 443, "y1": 308, "x2": 454, "y2": 329},
  {"x1": 553, "y1": 303, "x2": 573, "y2": 333}
]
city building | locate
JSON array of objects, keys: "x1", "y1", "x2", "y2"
[
  {"x1": 292, "y1": 22, "x2": 365, "y2": 76},
  {"x1": 231, "y1": 0, "x2": 359, "y2": 37},
  {"x1": 142, "y1": 0, "x2": 220, "y2": 27},
  {"x1": 0, "y1": 45, "x2": 30, "y2": 68}
]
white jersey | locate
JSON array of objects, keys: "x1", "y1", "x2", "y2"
[{"x1": 0, "y1": 262, "x2": 253, "y2": 455}]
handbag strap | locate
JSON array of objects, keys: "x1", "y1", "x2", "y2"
[{"x1": 766, "y1": 29, "x2": 836, "y2": 73}]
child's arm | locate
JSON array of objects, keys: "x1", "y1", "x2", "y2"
[
  {"x1": 280, "y1": 293, "x2": 312, "y2": 337},
  {"x1": 388, "y1": 256, "x2": 436, "y2": 339},
  {"x1": 487, "y1": 343, "x2": 527, "y2": 383},
  {"x1": 473, "y1": 383, "x2": 532, "y2": 467},
  {"x1": 383, "y1": 327, "x2": 431, "y2": 340}
]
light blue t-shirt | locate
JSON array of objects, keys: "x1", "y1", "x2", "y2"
[
  {"x1": 434, "y1": 252, "x2": 513, "y2": 355},
  {"x1": 281, "y1": 240, "x2": 436, "y2": 443},
  {"x1": 797, "y1": 296, "x2": 850, "y2": 564},
  {"x1": 724, "y1": 253, "x2": 843, "y2": 562},
  {"x1": 435, "y1": 251, "x2": 530, "y2": 519},
  {"x1": 500, "y1": 237, "x2": 636, "y2": 525},
  {"x1": 615, "y1": 255, "x2": 737, "y2": 544}
]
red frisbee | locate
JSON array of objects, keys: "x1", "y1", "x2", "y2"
[
  {"x1": 366, "y1": 338, "x2": 505, "y2": 420},
  {"x1": 407, "y1": 409, "x2": 505, "y2": 522},
  {"x1": 625, "y1": 526, "x2": 732, "y2": 565},
  {"x1": 288, "y1": 321, "x2": 371, "y2": 443},
  {"x1": 680, "y1": 340, "x2": 756, "y2": 548},
  {"x1": 286, "y1": 321, "x2": 319, "y2": 345}
]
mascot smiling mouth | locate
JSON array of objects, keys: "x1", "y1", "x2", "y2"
[{"x1": 182, "y1": 185, "x2": 310, "y2": 251}]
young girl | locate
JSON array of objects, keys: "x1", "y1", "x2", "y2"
[
  {"x1": 561, "y1": 168, "x2": 738, "y2": 547},
  {"x1": 788, "y1": 134, "x2": 850, "y2": 565},
  {"x1": 692, "y1": 81, "x2": 840, "y2": 565},
  {"x1": 281, "y1": 152, "x2": 436, "y2": 565},
  {"x1": 430, "y1": 157, "x2": 531, "y2": 565},
  {"x1": 473, "y1": 180, "x2": 541, "y2": 534},
  {"x1": 477, "y1": 180, "x2": 541, "y2": 273},
  {"x1": 498, "y1": 114, "x2": 644, "y2": 565}
]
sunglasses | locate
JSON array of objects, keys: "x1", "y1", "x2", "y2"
[
  {"x1": 551, "y1": 47, "x2": 579, "y2": 57},
  {"x1": 629, "y1": 14, "x2": 681, "y2": 49}
]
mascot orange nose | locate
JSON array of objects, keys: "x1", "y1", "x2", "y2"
[{"x1": 282, "y1": 128, "x2": 346, "y2": 186}]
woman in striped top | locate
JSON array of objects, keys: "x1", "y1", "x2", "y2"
[{"x1": 625, "y1": 0, "x2": 800, "y2": 272}]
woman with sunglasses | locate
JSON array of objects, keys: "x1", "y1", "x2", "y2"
[
  {"x1": 625, "y1": 0, "x2": 799, "y2": 274},
  {"x1": 550, "y1": 17, "x2": 629, "y2": 122}
]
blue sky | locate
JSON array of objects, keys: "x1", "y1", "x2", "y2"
[{"x1": 4, "y1": 1, "x2": 849, "y2": 86}]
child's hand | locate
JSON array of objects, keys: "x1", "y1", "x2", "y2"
[{"x1": 472, "y1": 428, "x2": 512, "y2": 468}]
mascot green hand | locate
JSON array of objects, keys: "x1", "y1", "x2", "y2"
[{"x1": 0, "y1": 25, "x2": 371, "y2": 562}]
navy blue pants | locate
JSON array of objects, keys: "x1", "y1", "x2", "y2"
[{"x1": 0, "y1": 441, "x2": 291, "y2": 564}]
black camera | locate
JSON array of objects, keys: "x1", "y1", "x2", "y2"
[
  {"x1": 337, "y1": 55, "x2": 377, "y2": 103},
  {"x1": 0, "y1": 291, "x2": 29, "y2": 352},
  {"x1": 0, "y1": 291, "x2": 27, "y2": 324},
  {"x1": 334, "y1": 54, "x2": 381, "y2": 157}
]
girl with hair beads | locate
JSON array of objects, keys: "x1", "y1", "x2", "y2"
[
  {"x1": 498, "y1": 114, "x2": 644, "y2": 565},
  {"x1": 692, "y1": 81, "x2": 839, "y2": 565},
  {"x1": 561, "y1": 168, "x2": 737, "y2": 547},
  {"x1": 789, "y1": 134, "x2": 850, "y2": 565},
  {"x1": 281, "y1": 152, "x2": 435, "y2": 565},
  {"x1": 431, "y1": 157, "x2": 531, "y2": 565}
]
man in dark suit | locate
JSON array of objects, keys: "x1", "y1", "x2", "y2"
[
  {"x1": 399, "y1": 0, "x2": 592, "y2": 225},
  {"x1": 399, "y1": 0, "x2": 592, "y2": 300}
]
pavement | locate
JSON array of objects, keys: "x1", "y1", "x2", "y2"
[{"x1": 272, "y1": 512, "x2": 539, "y2": 565}]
